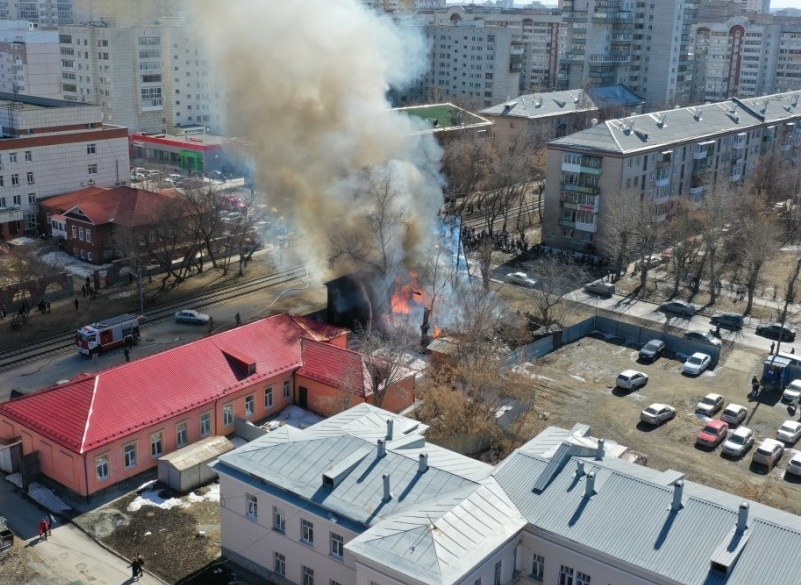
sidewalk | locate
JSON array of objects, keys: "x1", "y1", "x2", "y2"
[{"x1": 0, "y1": 478, "x2": 164, "y2": 585}]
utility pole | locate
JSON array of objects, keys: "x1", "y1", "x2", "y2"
[{"x1": 137, "y1": 266, "x2": 145, "y2": 315}]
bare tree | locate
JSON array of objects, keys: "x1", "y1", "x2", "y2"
[
  {"x1": 696, "y1": 185, "x2": 738, "y2": 304},
  {"x1": 663, "y1": 197, "x2": 703, "y2": 298},
  {"x1": 351, "y1": 324, "x2": 416, "y2": 409},
  {"x1": 522, "y1": 256, "x2": 589, "y2": 331}
]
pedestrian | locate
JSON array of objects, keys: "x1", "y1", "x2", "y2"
[
  {"x1": 208, "y1": 317, "x2": 214, "y2": 334},
  {"x1": 124, "y1": 347, "x2": 130, "y2": 362},
  {"x1": 235, "y1": 312, "x2": 241, "y2": 326},
  {"x1": 46, "y1": 301, "x2": 50, "y2": 314},
  {"x1": 81, "y1": 284, "x2": 86, "y2": 298},
  {"x1": 793, "y1": 348, "x2": 796, "y2": 355},
  {"x1": 38, "y1": 518, "x2": 48, "y2": 540},
  {"x1": 47, "y1": 513, "x2": 55, "y2": 535},
  {"x1": 770, "y1": 342, "x2": 775, "y2": 354},
  {"x1": 85, "y1": 276, "x2": 91, "y2": 289},
  {"x1": 74, "y1": 298, "x2": 79, "y2": 312},
  {"x1": 128, "y1": 272, "x2": 134, "y2": 285},
  {"x1": 136, "y1": 553, "x2": 145, "y2": 578},
  {"x1": 0, "y1": 303, "x2": 5, "y2": 319},
  {"x1": 128, "y1": 553, "x2": 143, "y2": 580}
]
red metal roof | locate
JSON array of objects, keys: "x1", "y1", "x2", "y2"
[
  {"x1": 297, "y1": 338, "x2": 372, "y2": 397},
  {"x1": 0, "y1": 314, "x2": 348, "y2": 453},
  {"x1": 42, "y1": 186, "x2": 180, "y2": 227}
]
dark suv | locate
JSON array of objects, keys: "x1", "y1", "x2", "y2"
[{"x1": 710, "y1": 312, "x2": 744, "y2": 331}]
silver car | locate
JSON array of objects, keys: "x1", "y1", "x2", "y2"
[{"x1": 640, "y1": 403, "x2": 676, "y2": 426}]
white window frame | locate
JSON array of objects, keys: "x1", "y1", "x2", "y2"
[
  {"x1": 24, "y1": 150, "x2": 32, "y2": 161},
  {"x1": 150, "y1": 431, "x2": 163, "y2": 457},
  {"x1": 223, "y1": 403, "x2": 233, "y2": 426},
  {"x1": 273, "y1": 506, "x2": 286, "y2": 532},
  {"x1": 559, "y1": 565, "x2": 575, "y2": 585},
  {"x1": 88, "y1": 163, "x2": 98, "y2": 174},
  {"x1": 330, "y1": 532, "x2": 344, "y2": 559},
  {"x1": 576, "y1": 571, "x2": 591, "y2": 585},
  {"x1": 96, "y1": 453, "x2": 109, "y2": 480},
  {"x1": 87, "y1": 143, "x2": 96, "y2": 154},
  {"x1": 200, "y1": 412, "x2": 211, "y2": 436},
  {"x1": 176, "y1": 421, "x2": 188, "y2": 447},
  {"x1": 283, "y1": 380, "x2": 291, "y2": 399},
  {"x1": 301, "y1": 518, "x2": 314, "y2": 545},
  {"x1": 265, "y1": 387, "x2": 273, "y2": 408},
  {"x1": 274, "y1": 552, "x2": 286, "y2": 576},
  {"x1": 302, "y1": 566, "x2": 314, "y2": 585},
  {"x1": 246, "y1": 493, "x2": 258, "y2": 519},
  {"x1": 531, "y1": 554, "x2": 544, "y2": 581},
  {"x1": 123, "y1": 442, "x2": 137, "y2": 468},
  {"x1": 245, "y1": 394, "x2": 254, "y2": 416},
  {"x1": 26, "y1": 171, "x2": 34, "y2": 185}
]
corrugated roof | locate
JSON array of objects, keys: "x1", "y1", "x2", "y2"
[
  {"x1": 481, "y1": 89, "x2": 597, "y2": 120},
  {"x1": 0, "y1": 314, "x2": 348, "y2": 453},
  {"x1": 158, "y1": 435, "x2": 234, "y2": 470},
  {"x1": 43, "y1": 186, "x2": 181, "y2": 227}
]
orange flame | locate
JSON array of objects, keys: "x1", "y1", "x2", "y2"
[{"x1": 387, "y1": 272, "x2": 443, "y2": 338}]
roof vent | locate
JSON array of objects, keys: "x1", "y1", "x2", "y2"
[
  {"x1": 694, "y1": 109, "x2": 703, "y2": 121},
  {"x1": 575, "y1": 460, "x2": 585, "y2": 477},
  {"x1": 554, "y1": 99, "x2": 566, "y2": 108},
  {"x1": 736, "y1": 501, "x2": 749, "y2": 533},
  {"x1": 419, "y1": 452, "x2": 428, "y2": 473},
  {"x1": 761, "y1": 99, "x2": 769, "y2": 114},
  {"x1": 383, "y1": 473, "x2": 393, "y2": 501},
  {"x1": 386, "y1": 419, "x2": 394, "y2": 441},
  {"x1": 590, "y1": 117, "x2": 599, "y2": 127},
  {"x1": 584, "y1": 471, "x2": 596, "y2": 498},
  {"x1": 377, "y1": 438, "x2": 386, "y2": 458},
  {"x1": 792, "y1": 95, "x2": 799, "y2": 108},
  {"x1": 537, "y1": 96, "x2": 543, "y2": 107},
  {"x1": 671, "y1": 480, "x2": 684, "y2": 512},
  {"x1": 658, "y1": 114, "x2": 667, "y2": 128},
  {"x1": 595, "y1": 438, "x2": 605, "y2": 460}
]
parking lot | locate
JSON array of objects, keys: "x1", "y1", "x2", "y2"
[{"x1": 523, "y1": 334, "x2": 801, "y2": 514}]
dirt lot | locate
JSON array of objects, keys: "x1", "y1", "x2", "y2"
[{"x1": 521, "y1": 334, "x2": 801, "y2": 513}]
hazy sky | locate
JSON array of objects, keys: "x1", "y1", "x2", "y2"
[{"x1": 769, "y1": 0, "x2": 797, "y2": 8}]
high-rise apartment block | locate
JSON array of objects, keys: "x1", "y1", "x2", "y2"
[
  {"x1": 58, "y1": 18, "x2": 225, "y2": 135},
  {"x1": 0, "y1": 21, "x2": 62, "y2": 99},
  {"x1": 692, "y1": 15, "x2": 801, "y2": 103},
  {"x1": 0, "y1": 0, "x2": 72, "y2": 27},
  {"x1": 558, "y1": 0, "x2": 696, "y2": 109}
]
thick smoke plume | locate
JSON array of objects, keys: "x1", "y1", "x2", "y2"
[{"x1": 196, "y1": 0, "x2": 444, "y2": 275}]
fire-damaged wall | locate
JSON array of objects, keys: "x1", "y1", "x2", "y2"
[{"x1": 325, "y1": 273, "x2": 374, "y2": 331}]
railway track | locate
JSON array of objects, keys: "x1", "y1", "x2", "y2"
[
  {"x1": 0, "y1": 265, "x2": 309, "y2": 371},
  {"x1": 460, "y1": 199, "x2": 543, "y2": 231}
]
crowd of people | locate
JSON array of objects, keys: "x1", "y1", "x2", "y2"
[{"x1": 461, "y1": 226, "x2": 529, "y2": 254}]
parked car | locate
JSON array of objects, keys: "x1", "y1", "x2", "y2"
[
  {"x1": 696, "y1": 420, "x2": 729, "y2": 448},
  {"x1": 174, "y1": 309, "x2": 211, "y2": 325},
  {"x1": 640, "y1": 403, "x2": 676, "y2": 426},
  {"x1": 682, "y1": 352, "x2": 712, "y2": 375},
  {"x1": 752, "y1": 438, "x2": 784, "y2": 468},
  {"x1": 207, "y1": 170, "x2": 225, "y2": 181},
  {"x1": 776, "y1": 420, "x2": 801, "y2": 444},
  {"x1": 684, "y1": 330, "x2": 723, "y2": 347},
  {"x1": 637, "y1": 255, "x2": 663, "y2": 269},
  {"x1": 616, "y1": 370, "x2": 649, "y2": 391},
  {"x1": 786, "y1": 452, "x2": 801, "y2": 477},
  {"x1": 638, "y1": 339, "x2": 666, "y2": 362},
  {"x1": 781, "y1": 379, "x2": 801, "y2": 404},
  {"x1": 658, "y1": 300, "x2": 696, "y2": 318},
  {"x1": 146, "y1": 169, "x2": 161, "y2": 177},
  {"x1": 168, "y1": 173, "x2": 183, "y2": 183},
  {"x1": 722, "y1": 426, "x2": 754, "y2": 457},
  {"x1": 584, "y1": 280, "x2": 615, "y2": 297},
  {"x1": 130, "y1": 172, "x2": 145, "y2": 182},
  {"x1": 696, "y1": 393, "x2": 725, "y2": 417},
  {"x1": 755, "y1": 322, "x2": 797, "y2": 342},
  {"x1": 710, "y1": 312, "x2": 744, "y2": 331},
  {"x1": 505, "y1": 272, "x2": 537, "y2": 288},
  {"x1": 720, "y1": 404, "x2": 748, "y2": 427}
]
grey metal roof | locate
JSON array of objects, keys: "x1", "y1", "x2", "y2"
[
  {"x1": 493, "y1": 447, "x2": 801, "y2": 585},
  {"x1": 586, "y1": 84, "x2": 645, "y2": 109},
  {"x1": 480, "y1": 89, "x2": 597, "y2": 120},
  {"x1": 158, "y1": 435, "x2": 234, "y2": 471},
  {"x1": 550, "y1": 90, "x2": 801, "y2": 155}
]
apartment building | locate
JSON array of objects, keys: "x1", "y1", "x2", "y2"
[
  {"x1": 692, "y1": 15, "x2": 801, "y2": 103},
  {"x1": 0, "y1": 21, "x2": 61, "y2": 99},
  {"x1": 58, "y1": 18, "x2": 225, "y2": 134},
  {"x1": 0, "y1": 93, "x2": 128, "y2": 241},
  {"x1": 0, "y1": 0, "x2": 73, "y2": 27},
  {"x1": 214, "y1": 405, "x2": 801, "y2": 585},
  {"x1": 558, "y1": 0, "x2": 696, "y2": 109},
  {"x1": 542, "y1": 90, "x2": 801, "y2": 252}
]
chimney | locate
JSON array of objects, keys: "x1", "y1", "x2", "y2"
[
  {"x1": 737, "y1": 502, "x2": 749, "y2": 532},
  {"x1": 576, "y1": 460, "x2": 585, "y2": 477},
  {"x1": 584, "y1": 471, "x2": 596, "y2": 498},
  {"x1": 377, "y1": 439, "x2": 386, "y2": 458},
  {"x1": 671, "y1": 480, "x2": 684, "y2": 512},
  {"x1": 419, "y1": 452, "x2": 428, "y2": 473},
  {"x1": 595, "y1": 438, "x2": 605, "y2": 460},
  {"x1": 383, "y1": 473, "x2": 393, "y2": 501},
  {"x1": 386, "y1": 419, "x2": 394, "y2": 441}
]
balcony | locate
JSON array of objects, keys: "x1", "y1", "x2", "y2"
[
  {"x1": 689, "y1": 185, "x2": 705, "y2": 197},
  {"x1": 733, "y1": 137, "x2": 746, "y2": 150},
  {"x1": 510, "y1": 45, "x2": 525, "y2": 56},
  {"x1": 651, "y1": 212, "x2": 668, "y2": 223},
  {"x1": 563, "y1": 51, "x2": 585, "y2": 64},
  {"x1": 589, "y1": 53, "x2": 630, "y2": 64},
  {"x1": 562, "y1": 182, "x2": 600, "y2": 195},
  {"x1": 655, "y1": 175, "x2": 670, "y2": 188},
  {"x1": 780, "y1": 142, "x2": 793, "y2": 152},
  {"x1": 575, "y1": 219, "x2": 598, "y2": 233},
  {"x1": 592, "y1": 11, "x2": 633, "y2": 23},
  {"x1": 580, "y1": 158, "x2": 603, "y2": 174},
  {"x1": 730, "y1": 171, "x2": 742, "y2": 182},
  {"x1": 559, "y1": 218, "x2": 576, "y2": 229},
  {"x1": 653, "y1": 193, "x2": 671, "y2": 206},
  {"x1": 564, "y1": 11, "x2": 589, "y2": 21},
  {"x1": 0, "y1": 206, "x2": 24, "y2": 223},
  {"x1": 693, "y1": 146, "x2": 710, "y2": 160}
]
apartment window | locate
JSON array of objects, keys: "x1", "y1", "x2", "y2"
[
  {"x1": 246, "y1": 493, "x2": 258, "y2": 519},
  {"x1": 494, "y1": 560, "x2": 502, "y2": 585},
  {"x1": 523, "y1": 552, "x2": 543, "y2": 581},
  {"x1": 576, "y1": 571, "x2": 591, "y2": 585},
  {"x1": 301, "y1": 519, "x2": 314, "y2": 545},
  {"x1": 12, "y1": 195, "x2": 19, "y2": 206},
  {"x1": 87, "y1": 252, "x2": 93, "y2": 262},
  {"x1": 72, "y1": 225, "x2": 77, "y2": 238},
  {"x1": 176, "y1": 421, "x2": 188, "y2": 446},
  {"x1": 79, "y1": 227, "x2": 85, "y2": 241},
  {"x1": 223, "y1": 403, "x2": 233, "y2": 426},
  {"x1": 96, "y1": 454, "x2": 109, "y2": 480},
  {"x1": 245, "y1": 395, "x2": 254, "y2": 416},
  {"x1": 150, "y1": 431, "x2": 163, "y2": 457},
  {"x1": 24, "y1": 171, "x2": 34, "y2": 185},
  {"x1": 302, "y1": 566, "x2": 314, "y2": 585},
  {"x1": 123, "y1": 442, "x2": 137, "y2": 468},
  {"x1": 200, "y1": 412, "x2": 211, "y2": 436},
  {"x1": 11, "y1": 174, "x2": 19, "y2": 186},
  {"x1": 85, "y1": 229, "x2": 92, "y2": 243},
  {"x1": 88, "y1": 164, "x2": 98, "y2": 174},
  {"x1": 265, "y1": 387, "x2": 273, "y2": 408},
  {"x1": 330, "y1": 533, "x2": 344, "y2": 559},
  {"x1": 87, "y1": 143, "x2": 96, "y2": 154},
  {"x1": 274, "y1": 553, "x2": 286, "y2": 576},
  {"x1": 272, "y1": 506, "x2": 286, "y2": 532},
  {"x1": 28, "y1": 193, "x2": 36, "y2": 205},
  {"x1": 0, "y1": 177, "x2": 4, "y2": 187},
  {"x1": 9, "y1": 153, "x2": 16, "y2": 163},
  {"x1": 24, "y1": 151, "x2": 32, "y2": 162},
  {"x1": 559, "y1": 565, "x2": 575, "y2": 585},
  {"x1": 283, "y1": 380, "x2": 291, "y2": 399},
  {"x1": 0, "y1": 197, "x2": 5, "y2": 207}
]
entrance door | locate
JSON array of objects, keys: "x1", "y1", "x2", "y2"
[{"x1": 298, "y1": 387, "x2": 308, "y2": 409}]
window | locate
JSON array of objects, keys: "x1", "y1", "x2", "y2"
[
  {"x1": 176, "y1": 421, "x2": 188, "y2": 446},
  {"x1": 330, "y1": 533, "x2": 344, "y2": 559},
  {"x1": 301, "y1": 519, "x2": 314, "y2": 545},
  {"x1": 24, "y1": 151, "x2": 32, "y2": 162},
  {"x1": 141, "y1": 86, "x2": 163, "y2": 108},
  {"x1": 88, "y1": 164, "x2": 98, "y2": 174},
  {"x1": 123, "y1": 442, "x2": 137, "y2": 468},
  {"x1": 265, "y1": 387, "x2": 273, "y2": 408},
  {"x1": 79, "y1": 227, "x2": 85, "y2": 241},
  {"x1": 87, "y1": 252, "x2": 93, "y2": 262},
  {"x1": 576, "y1": 571, "x2": 591, "y2": 585},
  {"x1": 12, "y1": 195, "x2": 20, "y2": 206},
  {"x1": 494, "y1": 561, "x2": 502, "y2": 585},
  {"x1": 96, "y1": 454, "x2": 109, "y2": 480},
  {"x1": 559, "y1": 565, "x2": 575, "y2": 585},
  {"x1": 283, "y1": 380, "x2": 291, "y2": 399},
  {"x1": 302, "y1": 566, "x2": 314, "y2": 585},
  {"x1": 531, "y1": 554, "x2": 544, "y2": 581},
  {"x1": 332, "y1": 581, "x2": 343, "y2": 585},
  {"x1": 474, "y1": 580, "x2": 482, "y2": 585},
  {"x1": 87, "y1": 143, "x2": 96, "y2": 154},
  {"x1": 9, "y1": 153, "x2": 16, "y2": 163},
  {"x1": 272, "y1": 506, "x2": 286, "y2": 532},
  {"x1": 223, "y1": 403, "x2": 233, "y2": 426},
  {"x1": 11, "y1": 174, "x2": 19, "y2": 186},
  {"x1": 72, "y1": 225, "x2": 77, "y2": 238},
  {"x1": 28, "y1": 193, "x2": 36, "y2": 205},
  {"x1": 246, "y1": 493, "x2": 258, "y2": 519},
  {"x1": 245, "y1": 394, "x2": 254, "y2": 416},
  {"x1": 274, "y1": 552, "x2": 285, "y2": 576},
  {"x1": 150, "y1": 431, "x2": 163, "y2": 457},
  {"x1": 85, "y1": 229, "x2": 92, "y2": 243},
  {"x1": 200, "y1": 412, "x2": 211, "y2": 436}
]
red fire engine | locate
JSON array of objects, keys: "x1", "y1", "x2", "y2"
[{"x1": 75, "y1": 314, "x2": 142, "y2": 356}]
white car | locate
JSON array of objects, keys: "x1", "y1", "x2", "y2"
[
  {"x1": 786, "y1": 452, "x2": 801, "y2": 477},
  {"x1": 777, "y1": 421, "x2": 801, "y2": 444},
  {"x1": 640, "y1": 403, "x2": 676, "y2": 426},
  {"x1": 174, "y1": 309, "x2": 211, "y2": 325},
  {"x1": 752, "y1": 438, "x2": 784, "y2": 468},
  {"x1": 696, "y1": 393, "x2": 725, "y2": 417},
  {"x1": 782, "y1": 379, "x2": 801, "y2": 404},
  {"x1": 720, "y1": 404, "x2": 748, "y2": 427},
  {"x1": 505, "y1": 272, "x2": 537, "y2": 288},
  {"x1": 722, "y1": 426, "x2": 754, "y2": 457},
  {"x1": 681, "y1": 352, "x2": 712, "y2": 375},
  {"x1": 616, "y1": 370, "x2": 649, "y2": 391}
]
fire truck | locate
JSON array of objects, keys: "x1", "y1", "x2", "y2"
[{"x1": 75, "y1": 314, "x2": 142, "y2": 356}]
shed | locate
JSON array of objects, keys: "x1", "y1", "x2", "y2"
[{"x1": 157, "y1": 436, "x2": 235, "y2": 493}]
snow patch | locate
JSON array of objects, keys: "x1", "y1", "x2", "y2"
[
  {"x1": 230, "y1": 436, "x2": 248, "y2": 448},
  {"x1": 28, "y1": 482, "x2": 72, "y2": 512},
  {"x1": 127, "y1": 483, "x2": 219, "y2": 512},
  {"x1": 570, "y1": 375, "x2": 586, "y2": 383},
  {"x1": 38, "y1": 250, "x2": 112, "y2": 278},
  {"x1": 266, "y1": 405, "x2": 323, "y2": 430},
  {"x1": 5, "y1": 472, "x2": 22, "y2": 488}
]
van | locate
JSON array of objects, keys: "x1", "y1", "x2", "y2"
[
  {"x1": 710, "y1": 312, "x2": 744, "y2": 331},
  {"x1": 584, "y1": 280, "x2": 615, "y2": 297}
]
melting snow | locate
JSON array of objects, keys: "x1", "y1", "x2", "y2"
[
  {"x1": 571, "y1": 375, "x2": 586, "y2": 382},
  {"x1": 27, "y1": 482, "x2": 72, "y2": 512},
  {"x1": 264, "y1": 405, "x2": 323, "y2": 430},
  {"x1": 127, "y1": 483, "x2": 220, "y2": 512},
  {"x1": 5, "y1": 473, "x2": 22, "y2": 488},
  {"x1": 39, "y1": 250, "x2": 112, "y2": 278}
]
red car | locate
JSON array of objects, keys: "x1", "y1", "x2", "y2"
[{"x1": 697, "y1": 419, "x2": 729, "y2": 448}]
